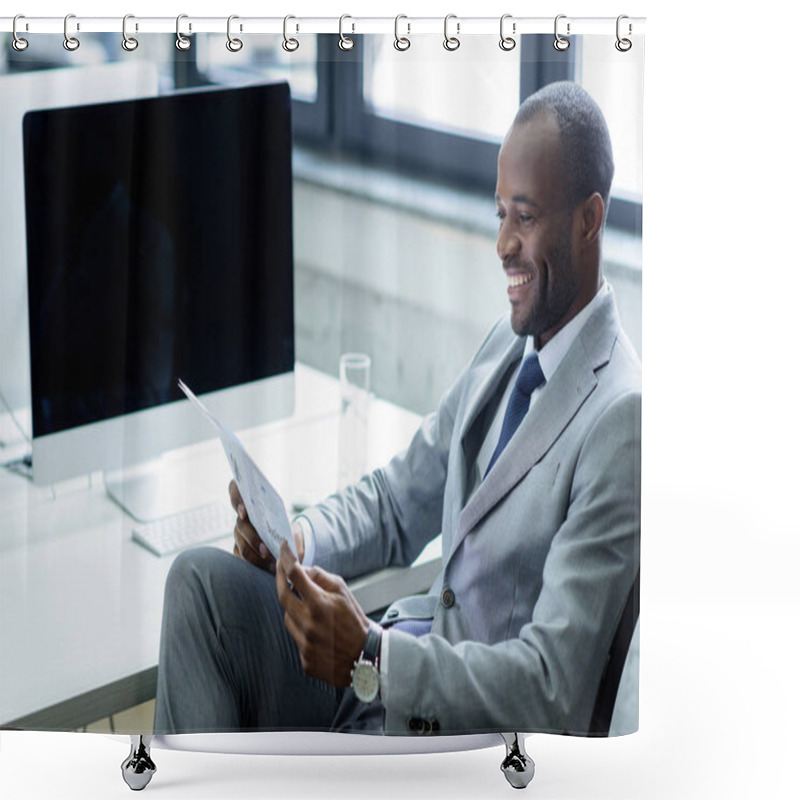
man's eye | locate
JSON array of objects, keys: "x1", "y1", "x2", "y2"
[{"x1": 519, "y1": 214, "x2": 534, "y2": 224}]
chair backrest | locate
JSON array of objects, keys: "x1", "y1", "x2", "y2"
[{"x1": 589, "y1": 569, "x2": 640, "y2": 735}]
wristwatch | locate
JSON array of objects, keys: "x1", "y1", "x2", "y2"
[{"x1": 350, "y1": 625, "x2": 382, "y2": 704}]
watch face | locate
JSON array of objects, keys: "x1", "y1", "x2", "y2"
[{"x1": 352, "y1": 662, "x2": 379, "y2": 704}]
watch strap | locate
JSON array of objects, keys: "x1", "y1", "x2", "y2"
[{"x1": 361, "y1": 625, "x2": 382, "y2": 666}]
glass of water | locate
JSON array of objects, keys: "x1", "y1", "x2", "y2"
[{"x1": 338, "y1": 353, "x2": 371, "y2": 491}]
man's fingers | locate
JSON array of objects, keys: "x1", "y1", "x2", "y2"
[
  {"x1": 278, "y1": 539, "x2": 296, "y2": 568},
  {"x1": 276, "y1": 551, "x2": 320, "y2": 610},
  {"x1": 233, "y1": 517, "x2": 276, "y2": 572},
  {"x1": 306, "y1": 566, "x2": 346, "y2": 594},
  {"x1": 234, "y1": 524, "x2": 257, "y2": 559},
  {"x1": 235, "y1": 514, "x2": 266, "y2": 557},
  {"x1": 228, "y1": 480, "x2": 249, "y2": 522},
  {"x1": 275, "y1": 554, "x2": 296, "y2": 602},
  {"x1": 228, "y1": 479, "x2": 241, "y2": 509},
  {"x1": 279, "y1": 541, "x2": 308, "y2": 591}
]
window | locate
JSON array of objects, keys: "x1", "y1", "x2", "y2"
[
  {"x1": 576, "y1": 36, "x2": 643, "y2": 201},
  {"x1": 178, "y1": 34, "x2": 330, "y2": 140},
  {"x1": 191, "y1": 33, "x2": 318, "y2": 102},
  {"x1": 8, "y1": 31, "x2": 640, "y2": 234},
  {"x1": 352, "y1": 34, "x2": 642, "y2": 231},
  {"x1": 363, "y1": 35, "x2": 520, "y2": 143},
  {"x1": 323, "y1": 36, "x2": 571, "y2": 194}
]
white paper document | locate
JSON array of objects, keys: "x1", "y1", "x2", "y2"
[{"x1": 177, "y1": 379, "x2": 297, "y2": 560}]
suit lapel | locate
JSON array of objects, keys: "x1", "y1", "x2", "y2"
[
  {"x1": 449, "y1": 335, "x2": 525, "y2": 515},
  {"x1": 458, "y1": 336, "x2": 525, "y2": 457},
  {"x1": 449, "y1": 294, "x2": 620, "y2": 558}
]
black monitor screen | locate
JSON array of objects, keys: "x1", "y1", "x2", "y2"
[{"x1": 23, "y1": 82, "x2": 294, "y2": 438}]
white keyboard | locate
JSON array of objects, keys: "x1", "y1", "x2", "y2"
[{"x1": 131, "y1": 502, "x2": 234, "y2": 557}]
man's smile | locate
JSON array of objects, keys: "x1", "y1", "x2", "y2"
[{"x1": 507, "y1": 273, "x2": 534, "y2": 289}]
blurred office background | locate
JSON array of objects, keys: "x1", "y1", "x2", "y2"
[
  {"x1": 1, "y1": 31, "x2": 642, "y2": 417},
  {"x1": 1, "y1": 28, "x2": 642, "y2": 736}
]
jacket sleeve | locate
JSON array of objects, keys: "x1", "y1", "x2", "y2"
[
  {"x1": 302, "y1": 318, "x2": 508, "y2": 580},
  {"x1": 380, "y1": 390, "x2": 641, "y2": 735}
]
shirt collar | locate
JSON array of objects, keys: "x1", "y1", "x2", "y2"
[{"x1": 523, "y1": 280, "x2": 609, "y2": 382}]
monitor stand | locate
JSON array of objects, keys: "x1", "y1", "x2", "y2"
[{"x1": 103, "y1": 453, "x2": 222, "y2": 523}]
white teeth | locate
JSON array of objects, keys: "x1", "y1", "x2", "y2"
[{"x1": 508, "y1": 273, "x2": 533, "y2": 288}]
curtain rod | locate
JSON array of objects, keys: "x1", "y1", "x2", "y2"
[{"x1": 1, "y1": 15, "x2": 645, "y2": 37}]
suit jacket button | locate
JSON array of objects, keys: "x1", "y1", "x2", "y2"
[{"x1": 441, "y1": 588, "x2": 455, "y2": 608}]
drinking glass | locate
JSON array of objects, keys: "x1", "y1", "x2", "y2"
[{"x1": 338, "y1": 353, "x2": 371, "y2": 491}]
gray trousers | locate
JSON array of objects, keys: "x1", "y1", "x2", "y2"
[{"x1": 154, "y1": 546, "x2": 384, "y2": 735}]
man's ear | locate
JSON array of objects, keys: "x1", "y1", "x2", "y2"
[{"x1": 580, "y1": 192, "x2": 605, "y2": 245}]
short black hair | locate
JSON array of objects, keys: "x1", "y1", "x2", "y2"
[{"x1": 514, "y1": 81, "x2": 614, "y2": 214}]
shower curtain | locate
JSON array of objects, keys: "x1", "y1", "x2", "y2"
[{"x1": 0, "y1": 10, "x2": 644, "y2": 785}]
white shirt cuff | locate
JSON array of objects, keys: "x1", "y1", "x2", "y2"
[{"x1": 379, "y1": 629, "x2": 391, "y2": 693}]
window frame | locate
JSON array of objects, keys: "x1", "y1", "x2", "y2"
[
  {"x1": 175, "y1": 34, "x2": 331, "y2": 142},
  {"x1": 180, "y1": 33, "x2": 642, "y2": 232},
  {"x1": 324, "y1": 35, "x2": 571, "y2": 194}
]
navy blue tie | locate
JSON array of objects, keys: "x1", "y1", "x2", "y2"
[{"x1": 485, "y1": 354, "x2": 546, "y2": 476}]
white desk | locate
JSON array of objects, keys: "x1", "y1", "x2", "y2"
[{"x1": 0, "y1": 365, "x2": 439, "y2": 730}]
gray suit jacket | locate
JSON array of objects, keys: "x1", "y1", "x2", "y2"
[{"x1": 304, "y1": 288, "x2": 641, "y2": 736}]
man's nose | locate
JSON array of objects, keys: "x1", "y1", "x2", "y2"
[{"x1": 497, "y1": 226, "x2": 521, "y2": 262}]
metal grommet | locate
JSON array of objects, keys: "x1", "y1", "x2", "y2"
[
  {"x1": 338, "y1": 14, "x2": 354, "y2": 51},
  {"x1": 553, "y1": 14, "x2": 570, "y2": 51},
  {"x1": 122, "y1": 14, "x2": 139, "y2": 52},
  {"x1": 394, "y1": 14, "x2": 411, "y2": 51},
  {"x1": 615, "y1": 14, "x2": 632, "y2": 52},
  {"x1": 63, "y1": 13, "x2": 80, "y2": 51},
  {"x1": 12, "y1": 14, "x2": 29, "y2": 51},
  {"x1": 443, "y1": 13, "x2": 460, "y2": 51},
  {"x1": 175, "y1": 13, "x2": 191, "y2": 50},
  {"x1": 226, "y1": 15, "x2": 243, "y2": 52},
  {"x1": 499, "y1": 13, "x2": 516, "y2": 51},
  {"x1": 282, "y1": 15, "x2": 299, "y2": 52}
]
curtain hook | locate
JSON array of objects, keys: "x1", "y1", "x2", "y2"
[
  {"x1": 12, "y1": 14, "x2": 29, "y2": 52},
  {"x1": 282, "y1": 15, "x2": 299, "y2": 52},
  {"x1": 443, "y1": 14, "x2": 460, "y2": 51},
  {"x1": 226, "y1": 15, "x2": 243, "y2": 52},
  {"x1": 338, "y1": 14, "x2": 355, "y2": 51},
  {"x1": 499, "y1": 13, "x2": 516, "y2": 51},
  {"x1": 394, "y1": 14, "x2": 411, "y2": 51},
  {"x1": 63, "y1": 13, "x2": 80, "y2": 51},
  {"x1": 122, "y1": 14, "x2": 139, "y2": 51},
  {"x1": 553, "y1": 14, "x2": 570, "y2": 51},
  {"x1": 615, "y1": 15, "x2": 632, "y2": 52},
  {"x1": 176, "y1": 13, "x2": 191, "y2": 50}
]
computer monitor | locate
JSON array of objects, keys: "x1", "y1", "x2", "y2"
[
  {"x1": 0, "y1": 61, "x2": 161, "y2": 448},
  {"x1": 23, "y1": 82, "x2": 295, "y2": 520}
]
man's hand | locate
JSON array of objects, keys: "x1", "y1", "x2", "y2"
[
  {"x1": 229, "y1": 480, "x2": 305, "y2": 572},
  {"x1": 276, "y1": 541, "x2": 370, "y2": 687}
]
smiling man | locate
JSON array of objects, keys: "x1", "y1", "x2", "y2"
[
  {"x1": 155, "y1": 81, "x2": 641, "y2": 739},
  {"x1": 497, "y1": 97, "x2": 609, "y2": 348}
]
